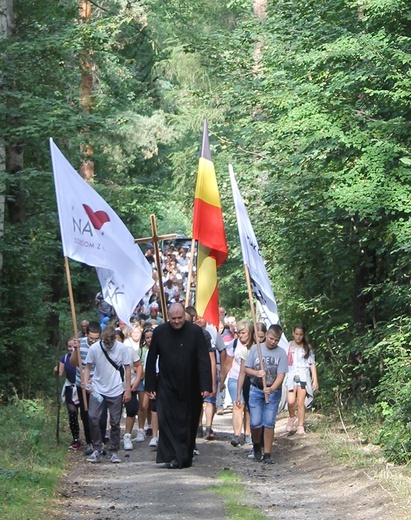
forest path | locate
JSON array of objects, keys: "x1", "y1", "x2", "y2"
[{"x1": 56, "y1": 411, "x2": 410, "y2": 519}]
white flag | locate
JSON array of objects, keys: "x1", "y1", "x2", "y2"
[
  {"x1": 229, "y1": 165, "x2": 288, "y2": 351},
  {"x1": 50, "y1": 138, "x2": 153, "y2": 327}
]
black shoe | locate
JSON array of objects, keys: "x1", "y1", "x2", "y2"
[
  {"x1": 145, "y1": 427, "x2": 153, "y2": 436},
  {"x1": 197, "y1": 425, "x2": 203, "y2": 438},
  {"x1": 205, "y1": 427, "x2": 215, "y2": 440},
  {"x1": 253, "y1": 442, "x2": 262, "y2": 461},
  {"x1": 230, "y1": 435, "x2": 241, "y2": 447},
  {"x1": 163, "y1": 459, "x2": 179, "y2": 469},
  {"x1": 263, "y1": 453, "x2": 274, "y2": 464}
]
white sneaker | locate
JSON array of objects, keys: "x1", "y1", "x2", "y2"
[
  {"x1": 123, "y1": 433, "x2": 133, "y2": 451},
  {"x1": 110, "y1": 452, "x2": 121, "y2": 463},
  {"x1": 149, "y1": 436, "x2": 158, "y2": 448},
  {"x1": 134, "y1": 429, "x2": 146, "y2": 443}
]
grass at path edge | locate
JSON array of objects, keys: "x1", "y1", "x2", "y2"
[{"x1": 211, "y1": 470, "x2": 267, "y2": 520}]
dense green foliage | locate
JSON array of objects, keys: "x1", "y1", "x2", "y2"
[{"x1": 0, "y1": 0, "x2": 410, "y2": 462}]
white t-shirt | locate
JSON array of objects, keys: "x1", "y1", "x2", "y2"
[
  {"x1": 226, "y1": 339, "x2": 249, "y2": 380},
  {"x1": 206, "y1": 324, "x2": 226, "y2": 352},
  {"x1": 85, "y1": 340, "x2": 131, "y2": 397},
  {"x1": 287, "y1": 343, "x2": 315, "y2": 386},
  {"x1": 125, "y1": 344, "x2": 141, "y2": 386}
]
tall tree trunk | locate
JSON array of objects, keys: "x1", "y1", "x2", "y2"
[
  {"x1": 252, "y1": 0, "x2": 268, "y2": 195},
  {"x1": 1, "y1": 0, "x2": 25, "y2": 226},
  {"x1": 78, "y1": 1, "x2": 94, "y2": 179},
  {"x1": 6, "y1": 143, "x2": 25, "y2": 224},
  {"x1": 251, "y1": 0, "x2": 267, "y2": 125},
  {"x1": 252, "y1": 0, "x2": 267, "y2": 76},
  {"x1": 253, "y1": 0, "x2": 267, "y2": 18},
  {"x1": 0, "y1": 0, "x2": 14, "y2": 278}
]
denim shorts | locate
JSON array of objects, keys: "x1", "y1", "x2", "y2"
[
  {"x1": 204, "y1": 394, "x2": 217, "y2": 404},
  {"x1": 228, "y1": 377, "x2": 244, "y2": 404},
  {"x1": 248, "y1": 385, "x2": 282, "y2": 429},
  {"x1": 204, "y1": 374, "x2": 219, "y2": 404}
]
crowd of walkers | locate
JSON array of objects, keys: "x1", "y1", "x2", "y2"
[{"x1": 55, "y1": 241, "x2": 318, "y2": 467}]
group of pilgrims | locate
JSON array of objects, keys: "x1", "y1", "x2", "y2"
[{"x1": 56, "y1": 241, "x2": 318, "y2": 468}]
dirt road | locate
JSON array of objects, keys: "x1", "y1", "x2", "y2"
[{"x1": 56, "y1": 411, "x2": 410, "y2": 519}]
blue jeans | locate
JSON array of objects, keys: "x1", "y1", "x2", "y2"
[{"x1": 248, "y1": 385, "x2": 282, "y2": 429}]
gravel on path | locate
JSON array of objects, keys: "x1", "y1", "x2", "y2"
[{"x1": 56, "y1": 410, "x2": 410, "y2": 520}]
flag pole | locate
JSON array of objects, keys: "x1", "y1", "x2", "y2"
[
  {"x1": 185, "y1": 238, "x2": 196, "y2": 307},
  {"x1": 244, "y1": 263, "x2": 269, "y2": 404},
  {"x1": 150, "y1": 215, "x2": 168, "y2": 321},
  {"x1": 64, "y1": 256, "x2": 88, "y2": 410},
  {"x1": 190, "y1": 120, "x2": 228, "y2": 326}
]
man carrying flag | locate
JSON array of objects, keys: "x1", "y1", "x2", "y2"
[{"x1": 192, "y1": 120, "x2": 228, "y2": 328}]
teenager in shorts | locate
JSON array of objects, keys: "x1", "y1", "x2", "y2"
[{"x1": 244, "y1": 324, "x2": 288, "y2": 464}]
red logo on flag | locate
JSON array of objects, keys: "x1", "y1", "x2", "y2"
[{"x1": 82, "y1": 204, "x2": 110, "y2": 230}]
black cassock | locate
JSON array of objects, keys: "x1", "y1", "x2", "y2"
[{"x1": 145, "y1": 321, "x2": 212, "y2": 468}]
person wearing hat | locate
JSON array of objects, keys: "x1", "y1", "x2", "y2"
[{"x1": 149, "y1": 302, "x2": 163, "y2": 325}]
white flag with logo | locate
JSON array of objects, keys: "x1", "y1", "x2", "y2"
[
  {"x1": 229, "y1": 165, "x2": 288, "y2": 351},
  {"x1": 50, "y1": 138, "x2": 153, "y2": 327}
]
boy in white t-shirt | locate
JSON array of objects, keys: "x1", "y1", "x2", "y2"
[{"x1": 83, "y1": 325, "x2": 131, "y2": 463}]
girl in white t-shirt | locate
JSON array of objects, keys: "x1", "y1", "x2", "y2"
[
  {"x1": 286, "y1": 324, "x2": 319, "y2": 435},
  {"x1": 124, "y1": 324, "x2": 149, "y2": 442},
  {"x1": 224, "y1": 319, "x2": 255, "y2": 447}
]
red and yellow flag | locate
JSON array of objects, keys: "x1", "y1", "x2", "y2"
[{"x1": 192, "y1": 120, "x2": 228, "y2": 327}]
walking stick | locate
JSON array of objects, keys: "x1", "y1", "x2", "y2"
[{"x1": 55, "y1": 340, "x2": 62, "y2": 445}]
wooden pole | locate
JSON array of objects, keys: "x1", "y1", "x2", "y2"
[
  {"x1": 64, "y1": 256, "x2": 88, "y2": 410},
  {"x1": 150, "y1": 215, "x2": 168, "y2": 321},
  {"x1": 244, "y1": 264, "x2": 269, "y2": 403},
  {"x1": 55, "y1": 340, "x2": 62, "y2": 445},
  {"x1": 134, "y1": 214, "x2": 177, "y2": 322},
  {"x1": 185, "y1": 238, "x2": 197, "y2": 307}
]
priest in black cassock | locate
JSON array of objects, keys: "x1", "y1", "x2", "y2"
[{"x1": 145, "y1": 302, "x2": 212, "y2": 469}]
